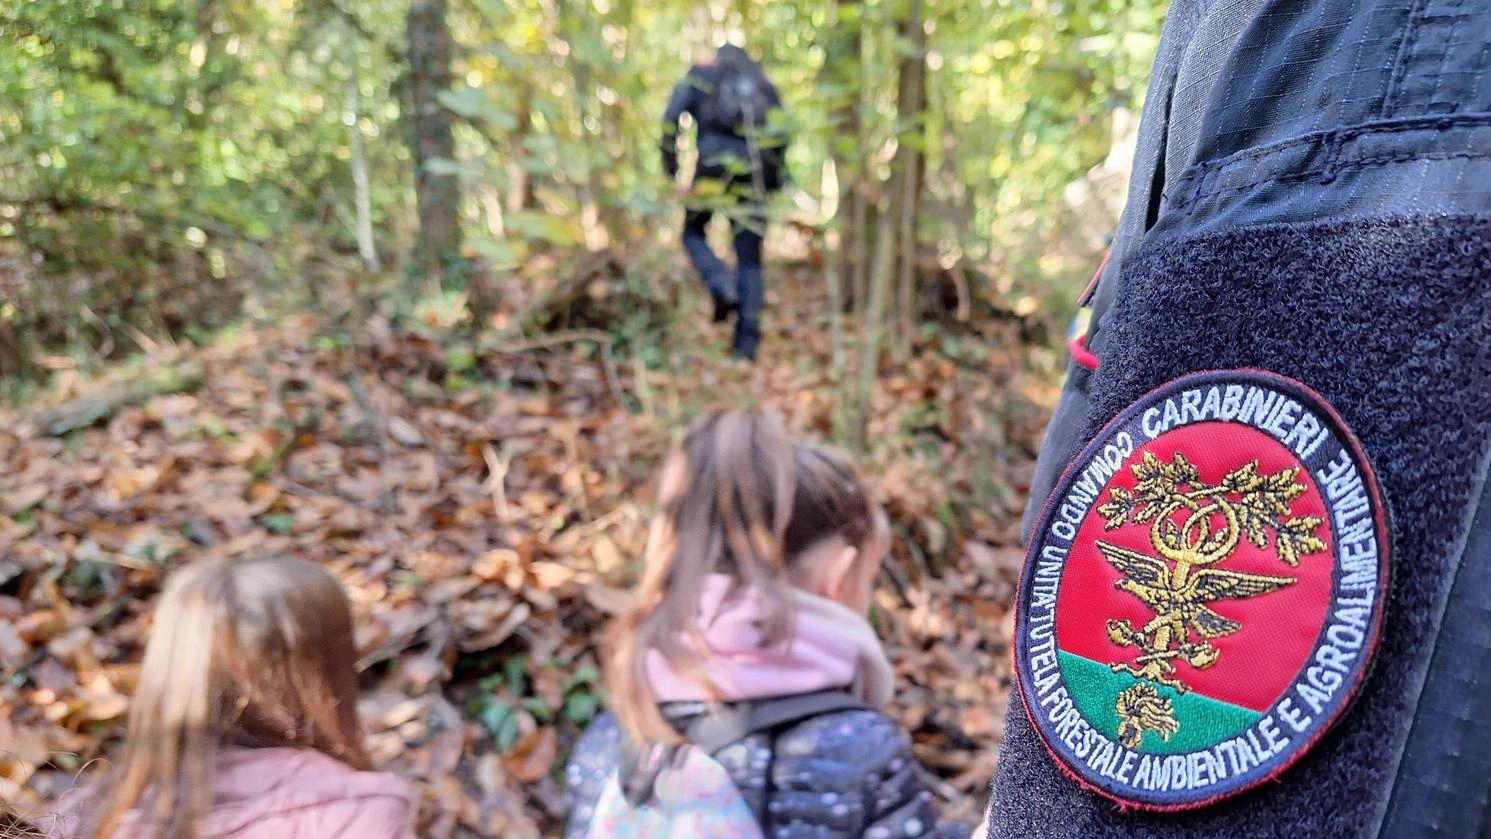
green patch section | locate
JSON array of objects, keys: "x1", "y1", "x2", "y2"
[{"x1": 1058, "y1": 651, "x2": 1262, "y2": 754}]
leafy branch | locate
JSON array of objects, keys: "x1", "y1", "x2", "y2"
[{"x1": 1097, "y1": 451, "x2": 1326, "y2": 566}]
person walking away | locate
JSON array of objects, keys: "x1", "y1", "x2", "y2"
[{"x1": 661, "y1": 45, "x2": 789, "y2": 361}]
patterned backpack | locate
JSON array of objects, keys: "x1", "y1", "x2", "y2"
[{"x1": 579, "y1": 691, "x2": 868, "y2": 839}]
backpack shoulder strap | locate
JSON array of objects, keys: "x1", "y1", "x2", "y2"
[
  {"x1": 686, "y1": 691, "x2": 873, "y2": 756},
  {"x1": 616, "y1": 692, "x2": 872, "y2": 807}
]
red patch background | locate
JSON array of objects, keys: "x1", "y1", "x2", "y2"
[{"x1": 1054, "y1": 421, "x2": 1333, "y2": 713}]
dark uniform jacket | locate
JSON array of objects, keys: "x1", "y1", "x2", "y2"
[
  {"x1": 661, "y1": 61, "x2": 787, "y2": 192},
  {"x1": 993, "y1": 1, "x2": 1491, "y2": 837}
]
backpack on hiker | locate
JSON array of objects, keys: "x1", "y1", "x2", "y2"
[
  {"x1": 702, "y1": 46, "x2": 789, "y2": 194},
  {"x1": 577, "y1": 691, "x2": 866, "y2": 839},
  {"x1": 715, "y1": 65, "x2": 773, "y2": 136}
]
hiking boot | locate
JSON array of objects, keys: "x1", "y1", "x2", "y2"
[
  {"x1": 711, "y1": 291, "x2": 740, "y2": 323},
  {"x1": 731, "y1": 319, "x2": 760, "y2": 361}
]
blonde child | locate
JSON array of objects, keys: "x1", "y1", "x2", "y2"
[
  {"x1": 565, "y1": 410, "x2": 963, "y2": 839},
  {"x1": 50, "y1": 558, "x2": 415, "y2": 839}
]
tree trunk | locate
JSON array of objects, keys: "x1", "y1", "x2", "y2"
[
  {"x1": 854, "y1": 189, "x2": 897, "y2": 452},
  {"x1": 824, "y1": 0, "x2": 865, "y2": 315},
  {"x1": 557, "y1": 0, "x2": 608, "y2": 251},
  {"x1": 406, "y1": 0, "x2": 461, "y2": 292},
  {"x1": 348, "y1": 67, "x2": 381, "y2": 273},
  {"x1": 892, "y1": 0, "x2": 926, "y2": 361},
  {"x1": 507, "y1": 82, "x2": 536, "y2": 215},
  {"x1": 823, "y1": 160, "x2": 847, "y2": 378}
]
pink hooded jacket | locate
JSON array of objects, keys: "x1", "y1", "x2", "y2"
[{"x1": 48, "y1": 747, "x2": 417, "y2": 839}]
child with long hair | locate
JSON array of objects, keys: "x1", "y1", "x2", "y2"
[
  {"x1": 48, "y1": 557, "x2": 415, "y2": 839},
  {"x1": 565, "y1": 410, "x2": 963, "y2": 839}
]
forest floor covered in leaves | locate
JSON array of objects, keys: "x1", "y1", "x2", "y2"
[{"x1": 0, "y1": 249, "x2": 1064, "y2": 836}]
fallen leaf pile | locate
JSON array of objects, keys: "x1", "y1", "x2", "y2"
[{"x1": 0, "y1": 258, "x2": 1059, "y2": 835}]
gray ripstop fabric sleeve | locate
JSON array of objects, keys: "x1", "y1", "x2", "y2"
[
  {"x1": 990, "y1": 215, "x2": 1491, "y2": 838},
  {"x1": 1001, "y1": 2, "x2": 1491, "y2": 834},
  {"x1": 1377, "y1": 453, "x2": 1491, "y2": 838}
]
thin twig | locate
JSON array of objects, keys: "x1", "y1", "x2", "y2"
[
  {"x1": 573, "y1": 504, "x2": 633, "y2": 538},
  {"x1": 79, "y1": 551, "x2": 159, "y2": 573},
  {"x1": 879, "y1": 554, "x2": 914, "y2": 608},
  {"x1": 559, "y1": 424, "x2": 593, "y2": 524},
  {"x1": 76, "y1": 304, "x2": 115, "y2": 360},
  {"x1": 120, "y1": 322, "x2": 163, "y2": 355},
  {"x1": 633, "y1": 358, "x2": 655, "y2": 419},
  {"x1": 952, "y1": 264, "x2": 972, "y2": 323},
  {"x1": 481, "y1": 443, "x2": 511, "y2": 524}
]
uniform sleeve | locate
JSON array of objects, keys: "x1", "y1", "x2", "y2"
[
  {"x1": 660, "y1": 68, "x2": 702, "y2": 178},
  {"x1": 757, "y1": 78, "x2": 789, "y2": 189},
  {"x1": 564, "y1": 713, "x2": 623, "y2": 839},
  {"x1": 762, "y1": 78, "x2": 784, "y2": 112}
]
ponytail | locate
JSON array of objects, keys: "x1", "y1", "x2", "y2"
[
  {"x1": 606, "y1": 411, "x2": 880, "y2": 746},
  {"x1": 607, "y1": 411, "x2": 797, "y2": 744}
]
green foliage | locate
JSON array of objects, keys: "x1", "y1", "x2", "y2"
[
  {"x1": 0, "y1": 0, "x2": 407, "y2": 365},
  {"x1": 1, "y1": 0, "x2": 1166, "y2": 372},
  {"x1": 259, "y1": 511, "x2": 296, "y2": 536},
  {"x1": 470, "y1": 654, "x2": 601, "y2": 748}
]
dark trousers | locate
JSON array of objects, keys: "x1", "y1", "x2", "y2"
[{"x1": 682, "y1": 197, "x2": 765, "y2": 360}]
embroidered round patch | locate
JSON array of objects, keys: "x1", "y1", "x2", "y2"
[{"x1": 1015, "y1": 370, "x2": 1389, "y2": 810}]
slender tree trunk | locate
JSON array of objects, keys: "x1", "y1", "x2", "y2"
[
  {"x1": 348, "y1": 66, "x2": 381, "y2": 273},
  {"x1": 849, "y1": 188, "x2": 869, "y2": 317},
  {"x1": 892, "y1": 0, "x2": 926, "y2": 361},
  {"x1": 855, "y1": 190, "x2": 896, "y2": 451},
  {"x1": 823, "y1": 0, "x2": 867, "y2": 442},
  {"x1": 823, "y1": 160, "x2": 847, "y2": 377},
  {"x1": 557, "y1": 0, "x2": 608, "y2": 250},
  {"x1": 825, "y1": 0, "x2": 865, "y2": 315},
  {"x1": 406, "y1": 0, "x2": 461, "y2": 292},
  {"x1": 506, "y1": 82, "x2": 536, "y2": 215}
]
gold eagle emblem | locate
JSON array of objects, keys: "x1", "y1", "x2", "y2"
[{"x1": 1094, "y1": 451, "x2": 1327, "y2": 743}]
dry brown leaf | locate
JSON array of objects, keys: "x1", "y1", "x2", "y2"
[
  {"x1": 528, "y1": 560, "x2": 575, "y2": 591},
  {"x1": 455, "y1": 601, "x2": 530, "y2": 652},
  {"x1": 502, "y1": 727, "x2": 557, "y2": 783},
  {"x1": 582, "y1": 581, "x2": 635, "y2": 617},
  {"x1": 0, "y1": 620, "x2": 29, "y2": 670},
  {"x1": 388, "y1": 416, "x2": 425, "y2": 447},
  {"x1": 589, "y1": 535, "x2": 623, "y2": 575}
]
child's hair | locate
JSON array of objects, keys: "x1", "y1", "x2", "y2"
[
  {"x1": 91, "y1": 557, "x2": 369, "y2": 839},
  {"x1": 607, "y1": 410, "x2": 880, "y2": 744},
  {"x1": 1, "y1": 805, "x2": 40, "y2": 838}
]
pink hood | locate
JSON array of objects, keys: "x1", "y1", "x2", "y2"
[
  {"x1": 645, "y1": 574, "x2": 896, "y2": 706},
  {"x1": 49, "y1": 747, "x2": 416, "y2": 839}
]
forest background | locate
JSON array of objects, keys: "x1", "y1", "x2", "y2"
[{"x1": 0, "y1": 0, "x2": 1166, "y2": 834}]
